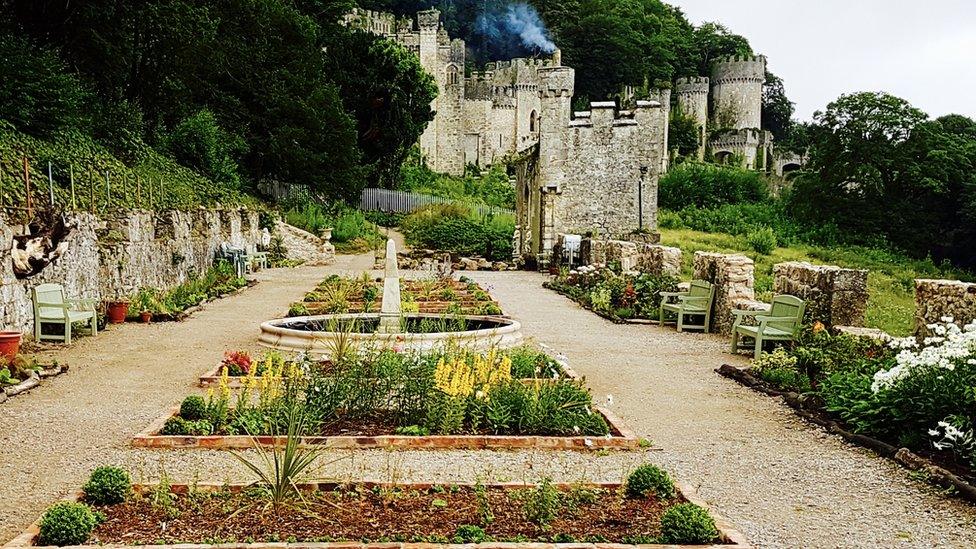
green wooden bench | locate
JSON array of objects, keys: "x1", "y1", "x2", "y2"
[
  {"x1": 33, "y1": 283, "x2": 98, "y2": 345},
  {"x1": 659, "y1": 280, "x2": 716, "y2": 333},
  {"x1": 730, "y1": 294, "x2": 805, "y2": 359}
]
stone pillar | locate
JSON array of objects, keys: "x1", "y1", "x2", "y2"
[
  {"x1": 914, "y1": 279, "x2": 976, "y2": 336},
  {"x1": 636, "y1": 244, "x2": 682, "y2": 277},
  {"x1": 773, "y1": 261, "x2": 869, "y2": 327},
  {"x1": 693, "y1": 252, "x2": 756, "y2": 334}
]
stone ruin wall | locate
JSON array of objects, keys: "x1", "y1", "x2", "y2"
[
  {"x1": 914, "y1": 279, "x2": 976, "y2": 336},
  {"x1": 773, "y1": 262, "x2": 869, "y2": 327},
  {"x1": 692, "y1": 252, "x2": 759, "y2": 335},
  {"x1": 0, "y1": 209, "x2": 262, "y2": 334},
  {"x1": 570, "y1": 237, "x2": 680, "y2": 277}
]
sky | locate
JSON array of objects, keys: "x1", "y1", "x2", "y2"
[{"x1": 670, "y1": 0, "x2": 976, "y2": 121}]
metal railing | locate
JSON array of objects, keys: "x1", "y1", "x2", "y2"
[{"x1": 359, "y1": 187, "x2": 514, "y2": 217}]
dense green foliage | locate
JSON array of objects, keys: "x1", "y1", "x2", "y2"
[
  {"x1": 38, "y1": 502, "x2": 98, "y2": 546},
  {"x1": 284, "y1": 202, "x2": 385, "y2": 253},
  {"x1": 401, "y1": 152, "x2": 515, "y2": 210},
  {"x1": 790, "y1": 92, "x2": 976, "y2": 268},
  {"x1": 401, "y1": 204, "x2": 514, "y2": 261},
  {"x1": 659, "y1": 162, "x2": 768, "y2": 210},
  {"x1": 659, "y1": 503, "x2": 718, "y2": 544},
  {"x1": 1, "y1": 0, "x2": 436, "y2": 202},
  {"x1": 83, "y1": 466, "x2": 131, "y2": 506}
]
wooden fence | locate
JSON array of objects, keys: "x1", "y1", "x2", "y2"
[{"x1": 359, "y1": 188, "x2": 514, "y2": 217}]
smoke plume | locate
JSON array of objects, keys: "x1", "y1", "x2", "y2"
[{"x1": 475, "y1": 2, "x2": 556, "y2": 54}]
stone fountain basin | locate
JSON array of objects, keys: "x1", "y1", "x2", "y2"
[{"x1": 259, "y1": 313, "x2": 523, "y2": 358}]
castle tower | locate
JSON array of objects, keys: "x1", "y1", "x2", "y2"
[
  {"x1": 534, "y1": 66, "x2": 575, "y2": 256},
  {"x1": 416, "y1": 9, "x2": 442, "y2": 170},
  {"x1": 710, "y1": 55, "x2": 765, "y2": 130},
  {"x1": 675, "y1": 77, "x2": 709, "y2": 159}
]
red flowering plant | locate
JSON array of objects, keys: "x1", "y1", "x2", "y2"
[{"x1": 221, "y1": 351, "x2": 253, "y2": 376}]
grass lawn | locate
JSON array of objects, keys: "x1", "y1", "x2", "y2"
[{"x1": 659, "y1": 228, "x2": 973, "y2": 336}]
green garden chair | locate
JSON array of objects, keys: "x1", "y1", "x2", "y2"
[
  {"x1": 659, "y1": 280, "x2": 715, "y2": 333},
  {"x1": 32, "y1": 283, "x2": 98, "y2": 345},
  {"x1": 730, "y1": 294, "x2": 805, "y2": 359}
]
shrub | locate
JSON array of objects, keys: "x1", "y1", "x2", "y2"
[
  {"x1": 659, "y1": 162, "x2": 768, "y2": 209},
  {"x1": 402, "y1": 204, "x2": 514, "y2": 261},
  {"x1": 160, "y1": 416, "x2": 213, "y2": 436},
  {"x1": 453, "y1": 524, "x2": 487, "y2": 543},
  {"x1": 659, "y1": 503, "x2": 718, "y2": 544},
  {"x1": 162, "y1": 109, "x2": 243, "y2": 189},
  {"x1": 83, "y1": 466, "x2": 131, "y2": 505},
  {"x1": 38, "y1": 502, "x2": 98, "y2": 546},
  {"x1": 180, "y1": 395, "x2": 207, "y2": 421},
  {"x1": 746, "y1": 226, "x2": 777, "y2": 254},
  {"x1": 625, "y1": 464, "x2": 675, "y2": 499},
  {"x1": 523, "y1": 477, "x2": 560, "y2": 528}
]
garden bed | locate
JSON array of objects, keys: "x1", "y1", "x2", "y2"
[
  {"x1": 8, "y1": 479, "x2": 747, "y2": 548},
  {"x1": 289, "y1": 275, "x2": 502, "y2": 317},
  {"x1": 199, "y1": 347, "x2": 582, "y2": 388},
  {"x1": 132, "y1": 404, "x2": 637, "y2": 450},
  {"x1": 543, "y1": 267, "x2": 678, "y2": 324}
]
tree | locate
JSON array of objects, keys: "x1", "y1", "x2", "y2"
[
  {"x1": 690, "y1": 22, "x2": 751, "y2": 76},
  {"x1": 324, "y1": 30, "x2": 437, "y2": 188},
  {"x1": 668, "y1": 107, "x2": 701, "y2": 158},
  {"x1": 761, "y1": 70, "x2": 794, "y2": 141}
]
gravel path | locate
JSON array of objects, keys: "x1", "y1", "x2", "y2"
[
  {"x1": 465, "y1": 270, "x2": 976, "y2": 548},
  {"x1": 4, "y1": 258, "x2": 976, "y2": 548}
]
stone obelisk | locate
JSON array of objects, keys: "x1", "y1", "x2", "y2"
[{"x1": 378, "y1": 238, "x2": 402, "y2": 334}]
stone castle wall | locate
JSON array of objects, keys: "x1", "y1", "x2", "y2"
[
  {"x1": 773, "y1": 262, "x2": 869, "y2": 327},
  {"x1": 914, "y1": 279, "x2": 976, "y2": 336},
  {"x1": 693, "y1": 252, "x2": 757, "y2": 334},
  {"x1": 0, "y1": 209, "x2": 261, "y2": 334},
  {"x1": 636, "y1": 244, "x2": 682, "y2": 277}
]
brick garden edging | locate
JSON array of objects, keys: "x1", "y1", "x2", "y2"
[
  {"x1": 4, "y1": 481, "x2": 749, "y2": 548},
  {"x1": 716, "y1": 363, "x2": 976, "y2": 503},
  {"x1": 131, "y1": 406, "x2": 640, "y2": 450}
]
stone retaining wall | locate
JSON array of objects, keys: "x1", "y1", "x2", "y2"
[
  {"x1": 773, "y1": 261, "x2": 869, "y2": 327},
  {"x1": 914, "y1": 279, "x2": 976, "y2": 336},
  {"x1": 693, "y1": 252, "x2": 755, "y2": 334},
  {"x1": 636, "y1": 244, "x2": 682, "y2": 276},
  {"x1": 579, "y1": 239, "x2": 639, "y2": 271},
  {"x1": 0, "y1": 209, "x2": 262, "y2": 334}
]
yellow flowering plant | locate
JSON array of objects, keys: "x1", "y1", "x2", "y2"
[{"x1": 434, "y1": 349, "x2": 513, "y2": 399}]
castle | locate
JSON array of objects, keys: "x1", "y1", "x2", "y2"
[
  {"x1": 344, "y1": 8, "x2": 670, "y2": 263},
  {"x1": 675, "y1": 55, "x2": 773, "y2": 170}
]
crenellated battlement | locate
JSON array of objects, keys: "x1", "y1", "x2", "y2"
[
  {"x1": 711, "y1": 55, "x2": 766, "y2": 83},
  {"x1": 538, "y1": 66, "x2": 575, "y2": 98},
  {"x1": 675, "y1": 76, "x2": 710, "y2": 94},
  {"x1": 710, "y1": 128, "x2": 769, "y2": 146},
  {"x1": 417, "y1": 9, "x2": 440, "y2": 31}
]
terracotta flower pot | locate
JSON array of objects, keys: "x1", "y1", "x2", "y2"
[
  {"x1": 106, "y1": 301, "x2": 130, "y2": 324},
  {"x1": 139, "y1": 311, "x2": 152, "y2": 324},
  {"x1": 0, "y1": 331, "x2": 21, "y2": 361}
]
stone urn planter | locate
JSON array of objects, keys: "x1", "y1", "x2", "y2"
[
  {"x1": 0, "y1": 331, "x2": 22, "y2": 361},
  {"x1": 106, "y1": 301, "x2": 130, "y2": 324},
  {"x1": 322, "y1": 227, "x2": 333, "y2": 242}
]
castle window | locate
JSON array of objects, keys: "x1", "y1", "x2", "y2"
[
  {"x1": 530, "y1": 110, "x2": 539, "y2": 133},
  {"x1": 446, "y1": 65, "x2": 459, "y2": 86}
]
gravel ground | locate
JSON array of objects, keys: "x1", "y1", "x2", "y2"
[
  {"x1": 465, "y1": 270, "x2": 976, "y2": 548},
  {"x1": 3, "y1": 256, "x2": 976, "y2": 548}
]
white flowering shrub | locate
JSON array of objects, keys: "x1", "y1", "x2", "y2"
[{"x1": 821, "y1": 318, "x2": 976, "y2": 458}]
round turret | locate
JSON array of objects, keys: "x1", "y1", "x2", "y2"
[{"x1": 710, "y1": 55, "x2": 765, "y2": 130}]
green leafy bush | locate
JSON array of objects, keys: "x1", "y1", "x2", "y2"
[
  {"x1": 402, "y1": 204, "x2": 514, "y2": 261},
  {"x1": 38, "y1": 502, "x2": 98, "y2": 546},
  {"x1": 162, "y1": 110, "x2": 243, "y2": 190},
  {"x1": 161, "y1": 417, "x2": 213, "y2": 436},
  {"x1": 453, "y1": 524, "x2": 488, "y2": 543},
  {"x1": 625, "y1": 464, "x2": 675, "y2": 499},
  {"x1": 746, "y1": 226, "x2": 777, "y2": 254},
  {"x1": 179, "y1": 395, "x2": 207, "y2": 421},
  {"x1": 547, "y1": 266, "x2": 679, "y2": 321},
  {"x1": 522, "y1": 477, "x2": 560, "y2": 528},
  {"x1": 83, "y1": 466, "x2": 131, "y2": 505},
  {"x1": 659, "y1": 162, "x2": 768, "y2": 209},
  {"x1": 659, "y1": 503, "x2": 718, "y2": 544}
]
